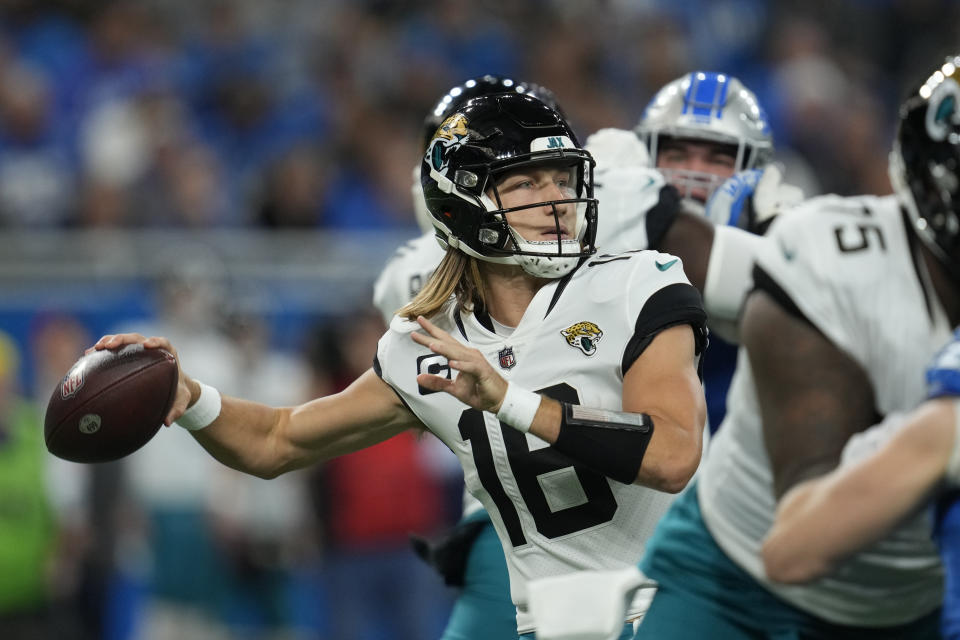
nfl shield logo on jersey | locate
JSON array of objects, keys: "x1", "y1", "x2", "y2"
[{"x1": 498, "y1": 346, "x2": 516, "y2": 370}]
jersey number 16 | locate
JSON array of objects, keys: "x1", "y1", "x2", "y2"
[{"x1": 459, "y1": 383, "x2": 618, "y2": 547}]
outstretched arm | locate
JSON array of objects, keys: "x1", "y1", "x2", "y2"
[
  {"x1": 92, "y1": 333, "x2": 421, "y2": 479},
  {"x1": 762, "y1": 398, "x2": 956, "y2": 583}
]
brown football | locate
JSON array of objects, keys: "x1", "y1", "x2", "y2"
[{"x1": 44, "y1": 344, "x2": 178, "y2": 463}]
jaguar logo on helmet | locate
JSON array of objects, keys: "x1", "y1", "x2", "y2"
[
  {"x1": 561, "y1": 321, "x2": 603, "y2": 356},
  {"x1": 889, "y1": 55, "x2": 960, "y2": 285},
  {"x1": 427, "y1": 113, "x2": 470, "y2": 176},
  {"x1": 924, "y1": 78, "x2": 960, "y2": 142}
]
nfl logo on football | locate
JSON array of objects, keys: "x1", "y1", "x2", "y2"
[
  {"x1": 61, "y1": 368, "x2": 85, "y2": 399},
  {"x1": 498, "y1": 346, "x2": 516, "y2": 370}
]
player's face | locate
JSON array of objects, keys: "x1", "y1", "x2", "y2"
[
  {"x1": 656, "y1": 138, "x2": 738, "y2": 202},
  {"x1": 491, "y1": 164, "x2": 577, "y2": 243}
]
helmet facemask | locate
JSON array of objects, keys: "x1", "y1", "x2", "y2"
[
  {"x1": 481, "y1": 154, "x2": 597, "y2": 278},
  {"x1": 637, "y1": 72, "x2": 773, "y2": 205},
  {"x1": 651, "y1": 137, "x2": 743, "y2": 206},
  {"x1": 422, "y1": 94, "x2": 598, "y2": 280}
]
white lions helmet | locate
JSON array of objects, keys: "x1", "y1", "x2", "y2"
[{"x1": 637, "y1": 71, "x2": 774, "y2": 203}]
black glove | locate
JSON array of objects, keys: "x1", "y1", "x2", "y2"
[{"x1": 409, "y1": 519, "x2": 487, "y2": 587}]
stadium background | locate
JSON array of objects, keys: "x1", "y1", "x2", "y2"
[{"x1": 0, "y1": 1, "x2": 956, "y2": 639}]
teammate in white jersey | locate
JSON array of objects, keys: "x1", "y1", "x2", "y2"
[
  {"x1": 635, "y1": 58, "x2": 960, "y2": 639},
  {"x1": 761, "y1": 332, "x2": 960, "y2": 638},
  {"x1": 758, "y1": 58, "x2": 960, "y2": 639},
  {"x1": 92, "y1": 93, "x2": 707, "y2": 639}
]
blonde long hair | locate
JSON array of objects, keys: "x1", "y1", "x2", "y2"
[{"x1": 399, "y1": 248, "x2": 487, "y2": 321}]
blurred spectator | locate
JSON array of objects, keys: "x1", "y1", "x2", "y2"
[
  {"x1": 187, "y1": 1, "x2": 326, "y2": 218},
  {"x1": 140, "y1": 140, "x2": 231, "y2": 227},
  {"x1": 28, "y1": 314, "x2": 108, "y2": 640},
  {"x1": 119, "y1": 250, "x2": 240, "y2": 639},
  {"x1": 209, "y1": 310, "x2": 317, "y2": 639},
  {"x1": 255, "y1": 145, "x2": 330, "y2": 227},
  {"x1": 306, "y1": 308, "x2": 454, "y2": 640},
  {"x1": 0, "y1": 329, "x2": 58, "y2": 639},
  {"x1": 0, "y1": 62, "x2": 76, "y2": 226}
]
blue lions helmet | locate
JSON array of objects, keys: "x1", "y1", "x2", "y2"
[{"x1": 637, "y1": 71, "x2": 774, "y2": 203}]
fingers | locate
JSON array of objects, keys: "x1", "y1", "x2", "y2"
[
  {"x1": 164, "y1": 385, "x2": 192, "y2": 427},
  {"x1": 412, "y1": 316, "x2": 463, "y2": 358},
  {"x1": 416, "y1": 373, "x2": 453, "y2": 394},
  {"x1": 92, "y1": 333, "x2": 147, "y2": 351},
  {"x1": 91, "y1": 333, "x2": 175, "y2": 356},
  {"x1": 410, "y1": 316, "x2": 492, "y2": 378},
  {"x1": 416, "y1": 315, "x2": 442, "y2": 336},
  {"x1": 143, "y1": 335, "x2": 178, "y2": 358}
]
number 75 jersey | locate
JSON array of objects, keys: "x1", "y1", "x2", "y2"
[{"x1": 375, "y1": 249, "x2": 707, "y2": 631}]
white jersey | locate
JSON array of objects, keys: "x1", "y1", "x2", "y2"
[
  {"x1": 372, "y1": 232, "x2": 446, "y2": 325},
  {"x1": 374, "y1": 132, "x2": 673, "y2": 524},
  {"x1": 699, "y1": 194, "x2": 949, "y2": 625},
  {"x1": 586, "y1": 128, "x2": 669, "y2": 255},
  {"x1": 376, "y1": 250, "x2": 706, "y2": 634}
]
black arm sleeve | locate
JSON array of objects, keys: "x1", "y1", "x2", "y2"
[
  {"x1": 552, "y1": 404, "x2": 654, "y2": 485},
  {"x1": 622, "y1": 282, "x2": 708, "y2": 373}
]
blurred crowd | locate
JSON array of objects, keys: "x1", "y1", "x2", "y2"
[
  {"x1": 0, "y1": 0, "x2": 954, "y2": 232},
  {"x1": 1, "y1": 0, "x2": 959, "y2": 638}
]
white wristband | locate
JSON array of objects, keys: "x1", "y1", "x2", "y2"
[
  {"x1": 496, "y1": 383, "x2": 541, "y2": 433},
  {"x1": 176, "y1": 381, "x2": 222, "y2": 431},
  {"x1": 945, "y1": 399, "x2": 960, "y2": 486}
]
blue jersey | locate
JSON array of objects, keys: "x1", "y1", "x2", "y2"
[
  {"x1": 934, "y1": 490, "x2": 960, "y2": 640},
  {"x1": 701, "y1": 333, "x2": 738, "y2": 434}
]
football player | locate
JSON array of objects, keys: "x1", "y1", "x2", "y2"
[
  {"x1": 761, "y1": 331, "x2": 960, "y2": 638},
  {"x1": 93, "y1": 94, "x2": 708, "y2": 640},
  {"x1": 634, "y1": 57, "x2": 960, "y2": 639},
  {"x1": 636, "y1": 71, "x2": 774, "y2": 218},
  {"x1": 633, "y1": 71, "x2": 803, "y2": 433},
  {"x1": 375, "y1": 75, "x2": 566, "y2": 640}
]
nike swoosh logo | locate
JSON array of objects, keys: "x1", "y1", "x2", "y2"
[
  {"x1": 779, "y1": 239, "x2": 796, "y2": 262},
  {"x1": 655, "y1": 258, "x2": 678, "y2": 271}
]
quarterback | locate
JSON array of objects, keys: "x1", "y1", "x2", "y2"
[
  {"x1": 92, "y1": 94, "x2": 707, "y2": 639},
  {"x1": 374, "y1": 76, "x2": 579, "y2": 640}
]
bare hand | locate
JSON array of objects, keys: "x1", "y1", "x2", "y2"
[
  {"x1": 411, "y1": 316, "x2": 508, "y2": 413},
  {"x1": 90, "y1": 333, "x2": 196, "y2": 426}
]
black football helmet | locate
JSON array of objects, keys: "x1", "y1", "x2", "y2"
[
  {"x1": 413, "y1": 76, "x2": 566, "y2": 234},
  {"x1": 421, "y1": 75, "x2": 567, "y2": 152},
  {"x1": 421, "y1": 93, "x2": 597, "y2": 279},
  {"x1": 890, "y1": 55, "x2": 960, "y2": 282}
]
